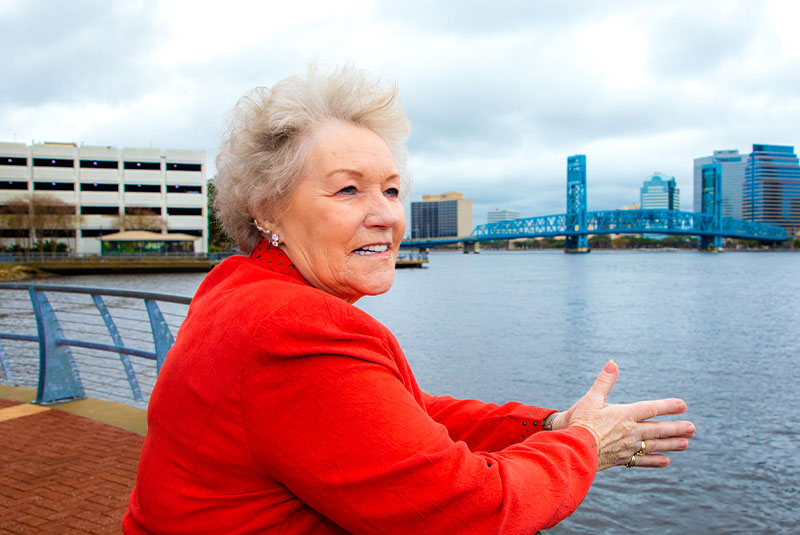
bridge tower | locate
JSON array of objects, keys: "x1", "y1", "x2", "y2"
[
  {"x1": 565, "y1": 154, "x2": 589, "y2": 253},
  {"x1": 700, "y1": 163, "x2": 723, "y2": 251}
]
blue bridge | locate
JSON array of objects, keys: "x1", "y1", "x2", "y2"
[{"x1": 402, "y1": 155, "x2": 788, "y2": 252}]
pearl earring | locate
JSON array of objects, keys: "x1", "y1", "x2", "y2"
[{"x1": 254, "y1": 219, "x2": 280, "y2": 247}]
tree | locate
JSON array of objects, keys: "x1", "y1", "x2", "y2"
[
  {"x1": 0, "y1": 193, "x2": 79, "y2": 252},
  {"x1": 114, "y1": 207, "x2": 166, "y2": 232},
  {"x1": 207, "y1": 179, "x2": 235, "y2": 251},
  {"x1": 588, "y1": 234, "x2": 612, "y2": 248}
]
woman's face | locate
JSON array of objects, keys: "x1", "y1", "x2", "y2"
[{"x1": 276, "y1": 121, "x2": 406, "y2": 303}]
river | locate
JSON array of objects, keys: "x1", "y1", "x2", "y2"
[{"x1": 38, "y1": 250, "x2": 800, "y2": 534}]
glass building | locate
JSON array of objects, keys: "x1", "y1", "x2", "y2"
[
  {"x1": 693, "y1": 150, "x2": 746, "y2": 219},
  {"x1": 742, "y1": 144, "x2": 800, "y2": 236},
  {"x1": 410, "y1": 192, "x2": 473, "y2": 239},
  {"x1": 640, "y1": 173, "x2": 680, "y2": 210}
]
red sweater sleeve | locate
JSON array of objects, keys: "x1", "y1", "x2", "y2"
[
  {"x1": 240, "y1": 296, "x2": 597, "y2": 535},
  {"x1": 422, "y1": 393, "x2": 558, "y2": 452}
]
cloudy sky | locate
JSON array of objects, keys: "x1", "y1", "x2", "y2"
[{"x1": 3, "y1": 0, "x2": 799, "y2": 224}]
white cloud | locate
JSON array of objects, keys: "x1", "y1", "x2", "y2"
[{"x1": 2, "y1": 0, "x2": 799, "y2": 223}]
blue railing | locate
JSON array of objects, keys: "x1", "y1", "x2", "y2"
[{"x1": 0, "y1": 284, "x2": 190, "y2": 406}]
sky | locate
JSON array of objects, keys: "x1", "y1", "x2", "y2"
[{"x1": 3, "y1": 0, "x2": 800, "y2": 225}]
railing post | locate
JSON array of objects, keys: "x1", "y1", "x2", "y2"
[
  {"x1": 29, "y1": 287, "x2": 85, "y2": 404},
  {"x1": 145, "y1": 300, "x2": 175, "y2": 374},
  {"x1": 92, "y1": 295, "x2": 143, "y2": 402}
]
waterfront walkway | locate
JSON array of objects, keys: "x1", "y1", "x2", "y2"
[{"x1": 0, "y1": 386, "x2": 145, "y2": 534}]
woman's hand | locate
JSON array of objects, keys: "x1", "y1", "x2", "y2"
[{"x1": 552, "y1": 360, "x2": 695, "y2": 471}]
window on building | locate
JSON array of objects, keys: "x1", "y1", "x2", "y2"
[
  {"x1": 40, "y1": 229, "x2": 76, "y2": 238},
  {"x1": 81, "y1": 206, "x2": 120, "y2": 215},
  {"x1": 81, "y1": 229, "x2": 117, "y2": 237},
  {"x1": 34, "y1": 181, "x2": 75, "y2": 191},
  {"x1": 170, "y1": 229, "x2": 203, "y2": 236},
  {"x1": 125, "y1": 206, "x2": 161, "y2": 215},
  {"x1": 0, "y1": 181, "x2": 28, "y2": 190},
  {"x1": 167, "y1": 163, "x2": 202, "y2": 172},
  {"x1": 80, "y1": 159, "x2": 119, "y2": 169},
  {"x1": 0, "y1": 229, "x2": 30, "y2": 238},
  {"x1": 1, "y1": 157, "x2": 27, "y2": 166},
  {"x1": 124, "y1": 184, "x2": 161, "y2": 193},
  {"x1": 81, "y1": 183, "x2": 119, "y2": 192},
  {"x1": 167, "y1": 207, "x2": 203, "y2": 216},
  {"x1": 33, "y1": 158, "x2": 74, "y2": 168},
  {"x1": 124, "y1": 161, "x2": 161, "y2": 170},
  {"x1": 167, "y1": 184, "x2": 202, "y2": 193}
]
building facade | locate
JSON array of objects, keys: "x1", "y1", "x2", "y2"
[
  {"x1": 487, "y1": 208, "x2": 519, "y2": 223},
  {"x1": 693, "y1": 150, "x2": 746, "y2": 218},
  {"x1": 410, "y1": 192, "x2": 473, "y2": 239},
  {"x1": 640, "y1": 173, "x2": 680, "y2": 210},
  {"x1": 742, "y1": 144, "x2": 800, "y2": 236},
  {"x1": 0, "y1": 141, "x2": 207, "y2": 254}
]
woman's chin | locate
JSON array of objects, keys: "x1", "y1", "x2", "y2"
[{"x1": 345, "y1": 271, "x2": 396, "y2": 301}]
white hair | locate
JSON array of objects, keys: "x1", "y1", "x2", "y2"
[{"x1": 214, "y1": 64, "x2": 411, "y2": 253}]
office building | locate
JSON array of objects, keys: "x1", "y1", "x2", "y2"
[
  {"x1": 693, "y1": 150, "x2": 746, "y2": 218},
  {"x1": 0, "y1": 141, "x2": 207, "y2": 254},
  {"x1": 742, "y1": 144, "x2": 800, "y2": 235},
  {"x1": 410, "y1": 192, "x2": 473, "y2": 238},
  {"x1": 640, "y1": 173, "x2": 680, "y2": 210},
  {"x1": 487, "y1": 208, "x2": 519, "y2": 223}
]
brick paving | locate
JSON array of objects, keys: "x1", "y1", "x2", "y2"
[{"x1": 0, "y1": 400, "x2": 143, "y2": 535}]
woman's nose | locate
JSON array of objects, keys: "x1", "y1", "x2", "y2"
[{"x1": 364, "y1": 192, "x2": 400, "y2": 228}]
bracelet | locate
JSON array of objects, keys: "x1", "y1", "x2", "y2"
[{"x1": 542, "y1": 412, "x2": 558, "y2": 431}]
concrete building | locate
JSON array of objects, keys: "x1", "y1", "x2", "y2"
[
  {"x1": 487, "y1": 208, "x2": 520, "y2": 223},
  {"x1": 0, "y1": 141, "x2": 207, "y2": 254},
  {"x1": 693, "y1": 150, "x2": 746, "y2": 218},
  {"x1": 410, "y1": 192, "x2": 473, "y2": 238},
  {"x1": 640, "y1": 173, "x2": 680, "y2": 210},
  {"x1": 743, "y1": 144, "x2": 800, "y2": 236}
]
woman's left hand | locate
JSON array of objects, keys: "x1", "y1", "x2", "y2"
[{"x1": 550, "y1": 360, "x2": 695, "y2": 471}]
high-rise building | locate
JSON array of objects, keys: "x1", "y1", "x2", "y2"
[
  {"x1": 0, "y1": 141, "x2": 207, "y2": 254},
  {"x1": 693, "y1": 150, "x2": 746, "y2": 218},
  {"x1": 640, "y1": 173, "x2": 680, "y2": 210},
  {"x1": 487, "y1": 208, "x2": 519, "y2": 223},
  {"x1": 410, "y1": 192, "x2": 473, "y2": 238},
  {"x1": 743, "y1": 144, "x2": 800, "y2": 235}
]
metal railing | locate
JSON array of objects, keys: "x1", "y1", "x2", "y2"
[{"x1": 0, "y1": 283, "x2": 191, "y2": 407}]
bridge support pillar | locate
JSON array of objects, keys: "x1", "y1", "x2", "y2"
[
  {"x1": 700, "y1": 163, "x2": 724, "y2": 252},
  {"x1": 700, "y1": 235, "x2": 723, "y2": 251},
  {"x1": 462, "y1": 241, "x2": 479, "y2": 254},
  {"x1": 565, "y1": 154, "x2": 590, "y2": 254}
]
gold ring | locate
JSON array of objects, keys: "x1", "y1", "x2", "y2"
[
  {"x1": 625, "y1": 455, "x2": 636, "y2": 468},
  {"x1": 636, "y1": 440, "x2": 646, "y2": 456}
]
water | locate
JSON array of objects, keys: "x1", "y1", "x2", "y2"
[{"x1": 38, "y1": 251, "x2": 800, "y2": 534}]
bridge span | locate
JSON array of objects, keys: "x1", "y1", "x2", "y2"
[
  {"x1": 401, "y1": 208, "x2": 788, "y2": 250},
  {"x1": 402, "y1": 154, "x2": 788, "y2": 252}
]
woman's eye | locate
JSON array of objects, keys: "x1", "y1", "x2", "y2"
[
  {"x1": 384, "y1": 187, "x2": 400, "y2": 198},
  {"x1": 336, "y1": 186, "x2": 357, "y2": 195}
]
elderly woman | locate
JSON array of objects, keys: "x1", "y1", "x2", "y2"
[{"x1": 123, "y1": 66, "x2": 694, "y2": 534}]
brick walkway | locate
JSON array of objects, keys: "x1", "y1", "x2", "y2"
[{"x1": 0, "y1": 399, "x2": 143, "y2": 535}]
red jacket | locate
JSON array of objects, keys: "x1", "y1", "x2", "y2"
[{"x1": 123, "y1": 243, "x2": 597, "y2": 534}]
